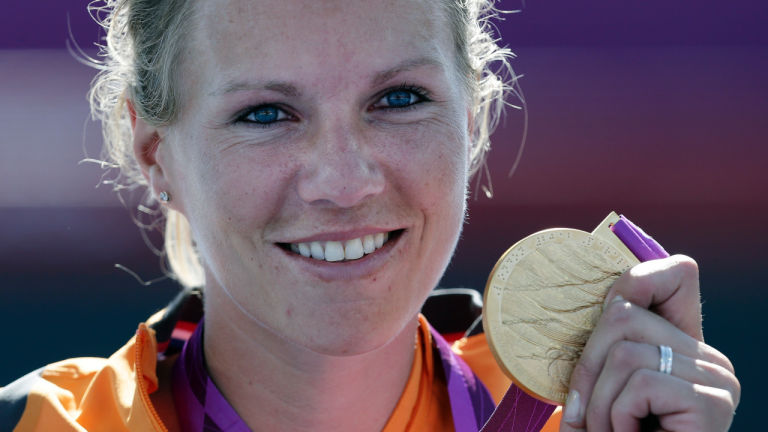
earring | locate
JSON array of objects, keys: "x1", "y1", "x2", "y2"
[{"x1": 158, "y1": 191, "x2": 171, "y2": 203}]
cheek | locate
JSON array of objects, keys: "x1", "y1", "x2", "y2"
[
  {"x1": 179, "y1": 137, "x2": 295, "y2": 249},
  {"x1": 424, "y1": 145, "x2": 468, "y2": 248},
  {"x1": 394, "y1": 123, "x2": 468, "y2": 216},
  {"x1": 379, "y1": 120, "x2": 469, "y2": 269},
  {"x1": 420, "y1": 126, "x2": 470, "y2": 255}
]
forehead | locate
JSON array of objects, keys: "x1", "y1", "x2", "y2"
[{"x1": 191, "y1": 0, "x2": 453, "y2": 92}]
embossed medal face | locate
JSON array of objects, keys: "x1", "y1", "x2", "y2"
[{"x1": 483, "y1": 227, "x2": 639, "y2": 405}]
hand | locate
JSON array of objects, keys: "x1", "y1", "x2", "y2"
[{"x1": 559, "y1": 255, "x2": 740, "y2": 432}]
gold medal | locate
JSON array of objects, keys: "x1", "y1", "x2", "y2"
[{"x1": 482, "y1": 212, "x2": 641, "y2": 405}]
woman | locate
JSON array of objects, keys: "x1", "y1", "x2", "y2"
[{"x1": 0, "y1": 0, "x2": 739, "y2": 431}]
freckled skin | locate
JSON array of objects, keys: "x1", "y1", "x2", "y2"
[{"x1": 159, "y1": 0, "x2": 470, "y2": 356}]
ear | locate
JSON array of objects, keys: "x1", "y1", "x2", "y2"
[{"x1": 128, "y1": 99, "x2": 181, "y2": 212}]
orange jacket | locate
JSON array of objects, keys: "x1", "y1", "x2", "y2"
[{"x1": 0, "y1": 291, "x2": 560, "y2": 432}]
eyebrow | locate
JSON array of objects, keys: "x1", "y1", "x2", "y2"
[
  {"x1": 370, "y1": 56, "x2": 444, "y2": 87},
  {"x1": 210, "y1": 56, "x2": 445, "y2": 98},
  {"x1": 210, "y1": 81, "x2": 301, "y2": 98}
]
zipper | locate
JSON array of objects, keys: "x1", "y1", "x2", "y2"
[{"x1": 135, "y1": 326, "x2": 170, "y2": 432}]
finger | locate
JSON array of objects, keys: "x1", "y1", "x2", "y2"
[
  {"x1": 563, "y1": 298, "x2": 732, "y2": 429},
  {"x1": 611, "y1": 369, "x2": 736, "y2": 432},
  {"x1": 586, "y1": 341, "x2": 741, "y2": 432},
  {"x1": 603, "y1": 255, "x2": 703, "y2": 341},
  {"x1": 557, "y1": 418, "x2": 585, "y2": 432}
]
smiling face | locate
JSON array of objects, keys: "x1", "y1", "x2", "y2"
[{"x1": 156, "y1": 0, "x2": 471, "y2": 355}]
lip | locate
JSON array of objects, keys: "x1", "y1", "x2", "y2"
[
  {"x1": 274, "y1": 227, "x2": 403, "y2": 245},
  {"x1": 275, "y1": 229, "x2": 406, "y2": 281}
]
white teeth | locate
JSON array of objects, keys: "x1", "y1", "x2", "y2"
[
  {"x1": 289, "y1": 231, "x2": 394, "y2": 262},
  {"x1": 324, "y1": 241, "x2": 345, "y2": 262},
  {"x1": 344, "y1": 238, "x2": 364, "y2": 260},
  {"x1": 310, "y1": 242, "x2": 324, "y2": 260},
  {"x1": 363, "y1": 235, "x2": 375, "y2": 254}
]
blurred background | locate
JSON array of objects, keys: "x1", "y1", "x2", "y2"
[{"x1": 1, "y1": 0, "x2": 766, "y2": 428}]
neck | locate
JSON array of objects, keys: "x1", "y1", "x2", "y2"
[{"x1": 203, "y1": 285, "x2": 419, "y2": 432}]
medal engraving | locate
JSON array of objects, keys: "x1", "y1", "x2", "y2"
[{"x1": 483, "y1": 213, "x2": 640, "y2": 404}]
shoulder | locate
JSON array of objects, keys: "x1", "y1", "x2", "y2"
[
  {"x1": 0, "y1": 288, "x2": 202, "y2": 432},
  {"x1": 0, "y1": 357, "x2": 110, "y2": 432}
]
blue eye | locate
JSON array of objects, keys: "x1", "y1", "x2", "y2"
[
  {"x1": 250, "y1": 106, "x2": 279, "y2": 123},
  {"x1": 386, "y1": 90, "x2": 414, "y2": 107},
  {"x1": 375, "y1": 85, "x2": 431, "y2": 111},
  {"x1": 239, "y1": 105, "x2": 290, "y2": 127}
]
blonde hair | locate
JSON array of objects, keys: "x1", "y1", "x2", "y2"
[{"x1": 87, "y1": 0, "x2": 520, "y2": 288}]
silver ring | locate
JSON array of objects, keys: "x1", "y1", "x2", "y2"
[{"x1": 659, "y1": 345, "x2": 673, "y2": 374}]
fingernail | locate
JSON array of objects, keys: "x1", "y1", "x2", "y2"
[
  {"x1": 563, "y1": 389, "x2": 582, "y2": 423},
  {"x1": 602, "y1": 294, "x2": 624, "y2": 312}
]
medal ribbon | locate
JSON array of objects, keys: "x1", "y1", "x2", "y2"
[
  {"x1": 171, "y1": 317, "x2": 251, "y2": 432},
  {"x1": 610, "y1": 215, "x2": 670, "y2": 261},
  {"x1": 431, "y1": 324, "x2": 496, "y2": 432}
]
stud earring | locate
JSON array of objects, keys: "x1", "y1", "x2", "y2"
[{"x1": 158, "y1": 191, "x2": 171, "y2": 203}]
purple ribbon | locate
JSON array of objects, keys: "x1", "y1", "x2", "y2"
[
  {"x1": 610, "y1": 215, "x2": 670, "y2": 261},
  {"x1": 171, "y1": 319, "x2": 251, "y2": 432},
  {"x1": 431, "y1": 324, "x2": 497, "y2": 432},
  {"x1": 479, "y1": 385, "x2": 555, "y2": 432}
]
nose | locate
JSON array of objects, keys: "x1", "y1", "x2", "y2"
[{"x1": 297, "y1": 122, "x2": 385, "y2": 208}]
